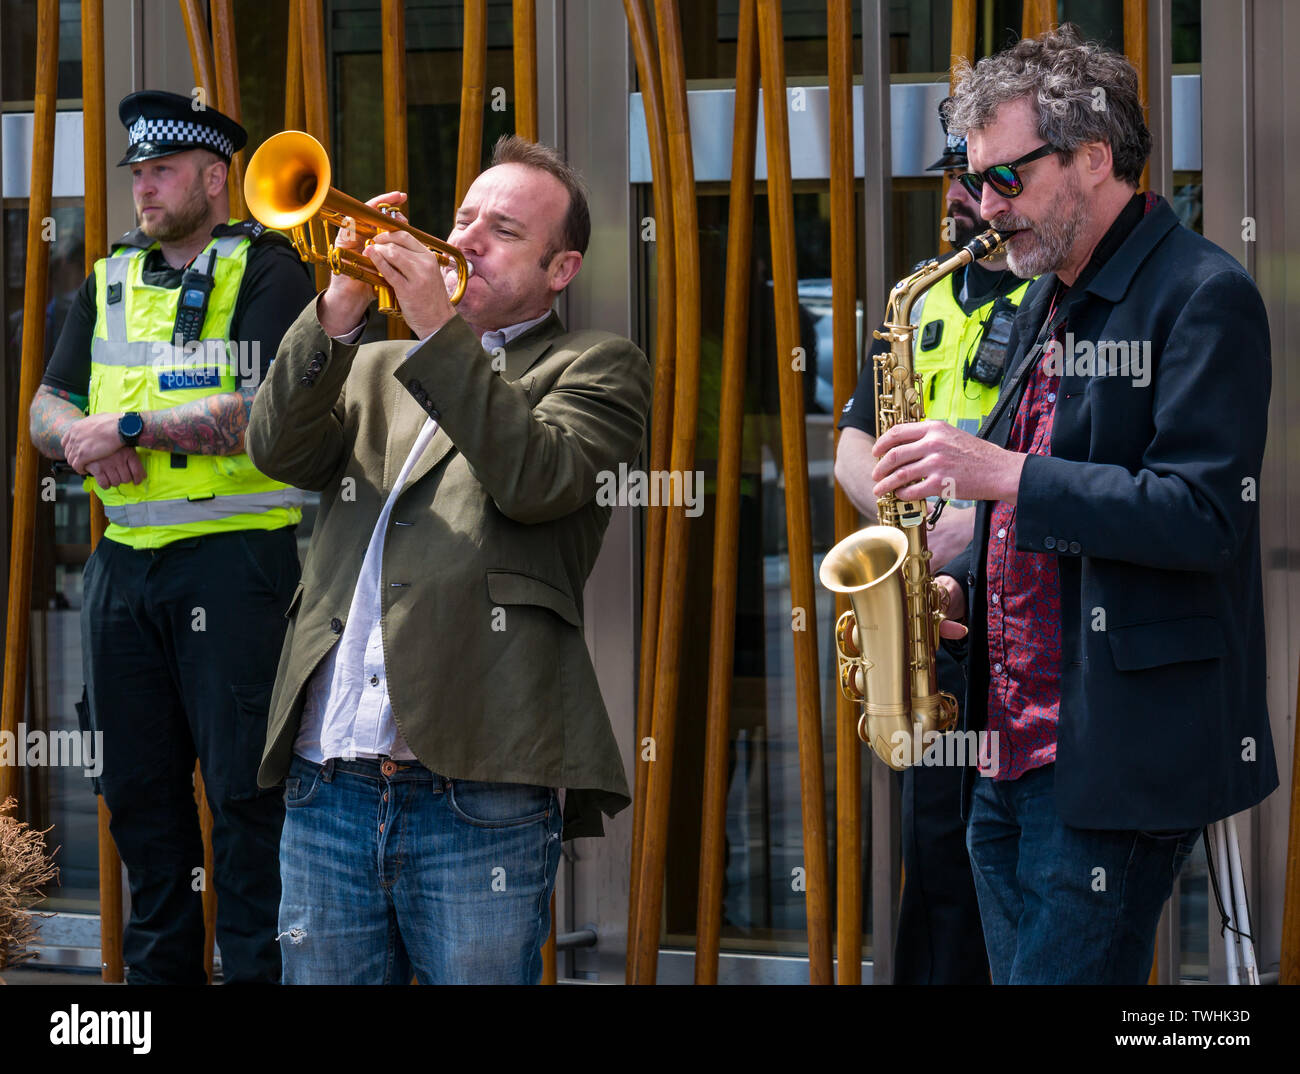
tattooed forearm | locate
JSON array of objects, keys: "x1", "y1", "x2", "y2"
[
  {"x1": 139, "y1": 388, "x2": 259, "y2": 456},
  {"x1": 30, "y1": 385, "x2": 87, "y2": 459}
]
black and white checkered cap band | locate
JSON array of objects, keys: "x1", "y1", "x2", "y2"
[{"x1": 127, "y1": 116, "x2": 234, "y2": 158}]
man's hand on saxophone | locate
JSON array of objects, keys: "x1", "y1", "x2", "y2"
[{"x1": 871, "y1": 418, "x2": 1027, "y2": 505}]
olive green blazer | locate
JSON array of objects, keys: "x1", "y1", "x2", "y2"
[{"x1": 245, "y1": 302, "x2": 651, "y2": 837}]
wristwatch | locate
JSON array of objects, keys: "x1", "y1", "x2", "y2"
[{"x1": 118, "y1": 411, "x2": 144, "y2": 448}]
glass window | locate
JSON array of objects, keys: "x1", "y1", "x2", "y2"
[
  {"x1": 647, "y1": 188, "x2": 870, "y2": 959},
  {"x1": 0, "y1": 0, "x2": 83, "y2": 103}
]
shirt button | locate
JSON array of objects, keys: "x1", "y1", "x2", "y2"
[
  {"x1": 997, "y1": 527, "x2": 1006, "y2": 539},
  {"x1": 993, "y1": 662, "x2": 1002, "y2": 673},
  {"x1": 1047, "y1": 392, "x2": 1056, "y2": 403},
  {"x1": 370, "y1": 674, "x2": 379, "y2": 686},
  {"x1": 990, "y1": 593, "x2": 999, "y2": 604},
  {"x1": 330, "y1": 617, "x2": 343, "y2": 634}
]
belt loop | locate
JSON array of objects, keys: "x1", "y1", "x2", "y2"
[{"x1": 321, "y1": 757, "x2": 336, "y2": 782}]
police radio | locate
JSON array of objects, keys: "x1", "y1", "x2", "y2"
[
  {"x1": 967, "y1": 298, "x2": 1016, "y2": 387},
  {"x1": 172, "y1": 248, "x2": 217, "y2": 345}
]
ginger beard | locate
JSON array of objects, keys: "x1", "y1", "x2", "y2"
[
  {"x1": 993, "y1": 165, "x2": 1089, "y2": 278},
  {"x1": 138, "y1": 165, "x2": 211, "y2": 243}
]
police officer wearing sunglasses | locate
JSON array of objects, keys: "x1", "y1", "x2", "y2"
[
  {"x1": 834, "y1": 98, "x2": 1034, "y2": 985},
  {"x1": 871, "y1": 25, "x2": 1277, "y2": 985}
]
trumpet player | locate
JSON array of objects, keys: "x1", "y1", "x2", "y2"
[
  {"x1": 244, "y1": 136, "x2": 651, "y2": 984},
  {"x1": 870, "y1": 25, "x2": 1277, "y2": 984},
  {"x1": 835, "y1": 99, "x2": 1032, "y2": 986},
  {"x1": 28, "y1": 91, "x2": 315, "y2": 983}
]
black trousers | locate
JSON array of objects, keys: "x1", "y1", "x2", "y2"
[
  {"x1": 892, "y1": 639, "x2": 991, "y2": 985},
  {"x1": 80, "y1": 527, "x2": 299, "y2": 984}
]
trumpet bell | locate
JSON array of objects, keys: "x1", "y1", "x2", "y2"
[{"x1": 243, "y1": 130, "x2": 331, "y2": 230}]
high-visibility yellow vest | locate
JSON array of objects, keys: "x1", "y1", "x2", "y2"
[
  {"x1": 86, "y1": 224, "x2": 302, "y2": 549},
  {"x1": 912, "y1": 271, "x2": 1033, "y2": 434}
]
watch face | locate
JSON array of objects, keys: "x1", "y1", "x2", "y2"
[{"x1": 120, "y1": 413, "x2": 144, "y2": 439}]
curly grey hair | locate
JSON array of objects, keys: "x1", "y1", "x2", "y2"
[{"x1": 945, "y1": 23, "x2": 1151, "y2": 186}]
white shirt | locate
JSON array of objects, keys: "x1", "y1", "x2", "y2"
[{"x1": 294, "y1": 308, "x2": 553, "y2": 763}]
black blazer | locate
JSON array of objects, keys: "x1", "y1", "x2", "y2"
[{"x1": 942, "y1": 196, "x2": 1278, "y2": 830}]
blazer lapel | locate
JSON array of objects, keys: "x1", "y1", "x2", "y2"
[{"x1": 398, "y1": 312, "x2": 563, "y2": 490}]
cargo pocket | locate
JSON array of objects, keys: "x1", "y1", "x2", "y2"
[{"x1": 227, "y1": 680, "x2": 276, "y2": 800}]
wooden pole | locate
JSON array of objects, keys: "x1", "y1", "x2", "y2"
[
  {"x1": 513, "y1": 0, "x2": 538, "y2": 141},
  {"x1": 828, "y1": 0, "x2": 861, "y2": 985},
  {"x1": 299, "y1": 0, "x2": 331, "y2": 290},
  {"x1": 177, "y1": 3, "x2": 228, "y2": 981},
  {"x1": 179, "y1": 0, "x2": 217, "y2": 104},
  {"x1": 755, "y1": 0, "x2": 832, "y2": 985},
  {"x1": 694, "y1": 0, "x2": 757, "y2": 985},
  {"x1": 1280, "y1": 653, "x2": 1300, "y2": 984},
  {"x1": 629, "y1": 0, "x2": 701, "y2": 985},
  {"x1": 82, "y1": 0, "x2": 123, "y2": 985},
  {"x1": 285, "y1": 0, "x2": 305, "y2": 131},
  {"x1": 456, "y1": 0, "x2": 487, "y2": 207},
  {"x1": 210, "y1": 0, "x2": 246, "y2": 217},
  {"x1": 0, "y1": 0, "x2": 58, "y2": 808},
  {"x1": 382, "y1": 0, "x2": 411, "y2": 341},
  {"x1": 1020, "y1": 0, "x2": 1055, "y2": 41},
  {"x1": 1123, "y1": 0, "x2": 1151, "y2": 191},
  {"x1": 950, "y1": 0, "x2": 976, "y2": 86},
  {"x1": 621, "y1": 0, "x2": 677, "y2": 983}
]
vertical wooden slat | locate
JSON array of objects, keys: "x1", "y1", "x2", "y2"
[
  {"x1": 513, "y1": 0, "x2": 538, "y2": 141},
  {"x1": 299, "y1": 0, "x2": 331, "y2": 290},
  {"x1": 621, "y1": 0, "x2": 677, "y2": 984},
  {"x1": 210, "y1": 0, "x2": 246, "y2": 217},
  {"x1": 0, "y1": 0, "x2": 58, "y2": 808},
  {"x1": 950, "y1": 0, "x2": 976, "y2": 85},
  {"x1": 382, "y1": 0, "x2": 410, "y2": 341},
  {"x1": 1281, "y1": 655, "x2": 1300, "y2": 985},
  {"x1": 195, "y1": 772, "x2": 216, "y2": 982},
  {"x1": 755, "y1": 0, "x2": 832, "y2": 986},
  {"x1": 828, "y1": 0, "x2": 861, "y2": 985},
  {"x1": 285, "y1": 0, "x2": 305, "y2": 131},
  {"x1": 629, "y1": 0, "x2": 701, "y2": 985},
  {"x1": 81, "y1": 0, "x2": 123, "y2": 985},
  {"x1": 1123, "y1": 0, "x2": 1151, "y2": 190},
  {"x1": 456, "y1": 0, "x2": 488, "y2": 207},
  {"x1": 694, "y1": 0, "x2": 758, "y2": 985},
  {"x1": 180, "y1": 0, "x2": 217, "y2": 103},
  {"x1": 1020, "y1": 0, "x2": 1056, "y2": 41}
]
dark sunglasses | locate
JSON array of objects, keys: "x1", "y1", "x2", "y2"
[{"x1": 958, "y1": 143, "x2": 1063, "y2": 199}]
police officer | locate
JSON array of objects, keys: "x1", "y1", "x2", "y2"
[
  {"x1": 833, "y1": 99, "x2": 1032, "y2": 985},
  {"x1": 29, "y1": 91, "x2": 316, "y2": 983}
]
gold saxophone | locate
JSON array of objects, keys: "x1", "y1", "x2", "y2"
[{"x1": 820, "y1": 228, "x2": 1007, "y2": 770}]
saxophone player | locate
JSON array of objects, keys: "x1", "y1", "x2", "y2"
[
  {"x1": 870, "y1": 24, "x2": 1277, "y2": 984},
  {"x1": 836, "y1": 100, "x2": 1032, "y2": 986}
]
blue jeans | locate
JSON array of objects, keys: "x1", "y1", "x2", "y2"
[
  {"x1": 966, "y1": 763, "x2": 1199, "y2": 984},
  {"x1": 278, "y1": 755, "x2": 562, "y2": 984}
]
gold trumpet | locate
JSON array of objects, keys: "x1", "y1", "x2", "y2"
[{"x1": 243, "y1": 130, "x2": 470, "y2": 315}]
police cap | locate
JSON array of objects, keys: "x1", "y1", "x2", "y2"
[
  {"x1": 926, "y1": 96, "x2": 967, "y2": 172},
  {"x1": 117, "y1": 90, "x2": 247, "y2": 167}
]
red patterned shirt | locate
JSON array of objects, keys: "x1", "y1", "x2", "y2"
[{"x1": 981, "y1": 304, "x2": 1064, "y2": 780}]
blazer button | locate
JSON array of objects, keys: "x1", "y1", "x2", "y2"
[
  {"x1": 306, "y1": 359, "x2": 323, "y2": 374},
  {"x1": 300, "y1": 375, "x2": 315, "y2": 387},
  {"x1": 312, "y1": 350, "x2": 327, "y2": 363},
  {"x1": 1057, "y1": 538, "x2": 1068, "y2": 551},
  {"x1": 1044, "y1": 536, "x2": 1056, "y2": 550},
  {"x1": 1068, "y1": 540, "x2": 1081, "y2": 554},
  {"x1": 408, "y1": 379, "x2": 423, "y2": 393},
  {"x1": 427, "y1": 407, "x2": 440, "y2": 421},
  {"x1": 330, "y1": 617, "x2": 343, "y2": 634}
]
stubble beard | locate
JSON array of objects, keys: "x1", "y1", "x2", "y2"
[
  {"x1": 140, "y1": 172, "x2": 211, "y2": 244},
  {"x1": 996, "y1": 170, "x2": 1088, "y2": 279}
]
